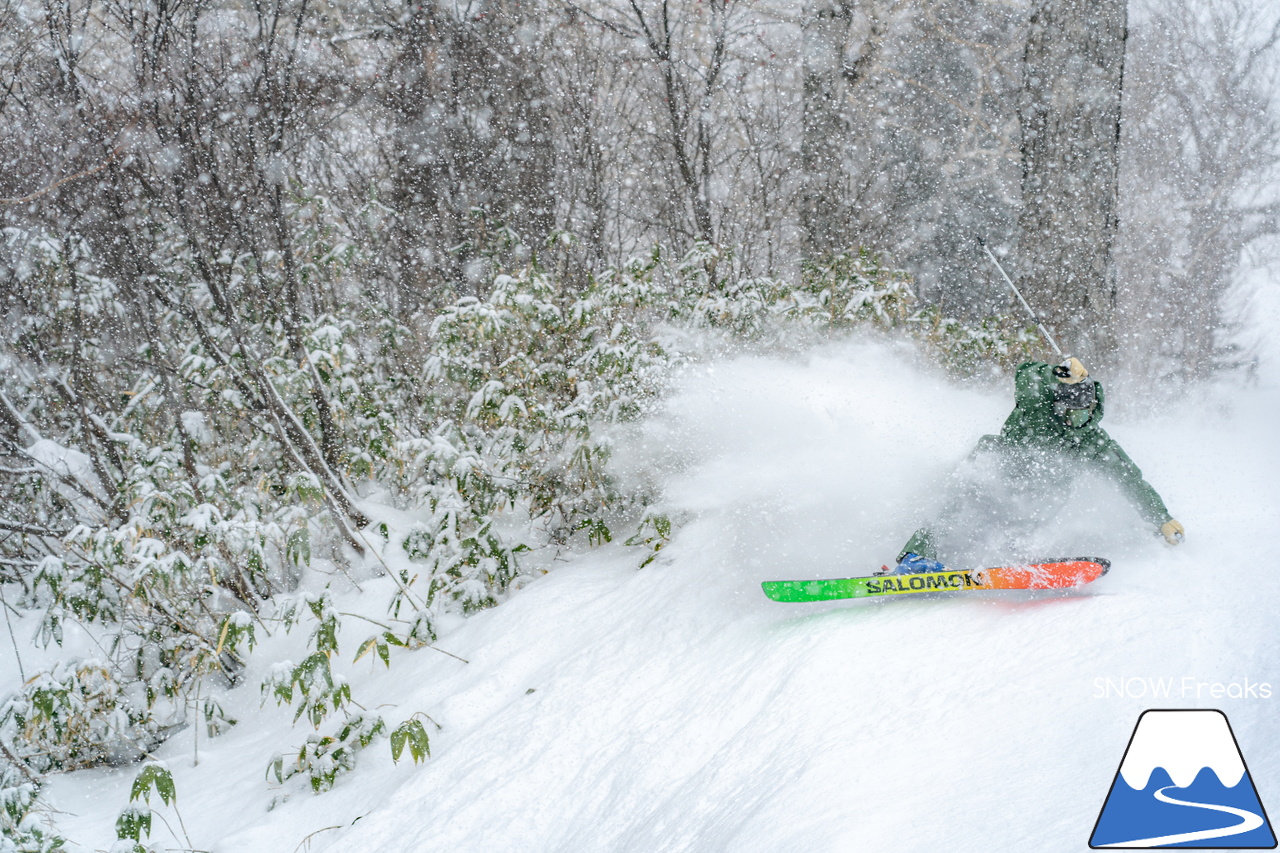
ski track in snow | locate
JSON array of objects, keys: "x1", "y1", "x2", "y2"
[
  {"x1": 33, "y1": 339, "x2": 1280, "y2": 852},
  {"x1": 1099, "y1": 785, "x2": 1265, "y2": 847}
]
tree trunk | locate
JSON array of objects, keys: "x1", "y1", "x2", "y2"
[
  {"x1": 1017, "y1": 0, "x2": 1128, "y2": 364},
  {"x1": 384, "y1": 0, "x2": 556, "y2": 310},
  {"x1": 801, "y1": 0, "x2": 855, "y2": 259}
]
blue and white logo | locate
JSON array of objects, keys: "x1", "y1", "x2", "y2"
[{"x1": 1091, "y1": 709, "x2": 1276, "y2": 848}]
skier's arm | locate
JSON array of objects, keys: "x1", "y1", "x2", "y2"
[{"x1": 1087, "y1": 434, "x2": 1177, "y2": 531}]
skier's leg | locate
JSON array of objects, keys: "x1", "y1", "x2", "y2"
[
  {"x1": 991, "y1": 448, "x2": 1075, "y2": 557},
  {"x1": 897, "y1": 528, "x2": 938, "y2": 563},
  {"x1": 893, "y1": 435, "x2": 1008, "y2": 568},
  {"x1": 928, "y1": 437, "x2": 1009, "y2": 549}
]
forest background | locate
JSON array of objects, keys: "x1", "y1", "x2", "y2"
[{"x1": 1, "y1": 0, "x2": 1279, "y2": 849}]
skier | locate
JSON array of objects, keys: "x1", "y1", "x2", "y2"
[{"x1": 888, "y1": 356, "x2": 1184, "y2": 574}]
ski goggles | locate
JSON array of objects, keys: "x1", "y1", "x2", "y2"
[{"x1": 1052, "y1": 378, "x2": 1097, "y2": 428}]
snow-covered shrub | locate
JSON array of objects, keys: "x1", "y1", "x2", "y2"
[
  {"x1": 680, "y1": 245, "x2": 1038, "y2": 374},
  {"x1": 653, "y1": 243, "x2": 1035, "y2": 379},
  {"x1": 0, "y1": 214, "x2": 1030, "y2": 837},
  {"x1": 267, "y1": 713, "x2": 386, "y2": 793},
  {"x1": 0, "y1": 766, "x2": 65, "y2": 853},
  {"x1": 0, "y1": 662, "x2": 155, "y2": 773},
  {"x1": 909, "y1": 306, "x2": 1042, "y2": 377},
  {"x1": 113, "y1": 764, "x2": 189, "y2": 852},
  {"x1": 788, "y1": 248, "x2": 917, "y2": 331},
  {"x1": 658, "y1": 244, "x2": 913, "y2": 337},
  {"x1": 0, "y1": 219, "x2": 378, "y2": 803},
  {"x1": 624, "y1": 513, "x2": 673, "y2": 569},
  {"x1": 395, "y1": 250, "x2": 670, "y2": 611},
  {"x1": 260, "y1": 592, "x2": 359, "y2": 733}
]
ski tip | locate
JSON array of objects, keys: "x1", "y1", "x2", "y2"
[
  {"x1": 1067, "y1": 557, "x2": 1110, "y2": 576},
  {"x1": 982, "y1": 557, "x2": 1111, "y2": 590},
  {"x1": 1036, "y1": 557, "x2": 1110, "y2": 575}
]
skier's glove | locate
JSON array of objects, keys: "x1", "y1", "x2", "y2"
[
  {"x1": 1053, "y1": 356, "x2": 1089, "y2": 384},
  {"x1": 1160, "y1": 519, "x2": 1185, "y2": 545}
]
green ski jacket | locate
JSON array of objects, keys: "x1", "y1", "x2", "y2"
[{"x1": 996, "y1": 361, "x2": 1172, "y2": 526}]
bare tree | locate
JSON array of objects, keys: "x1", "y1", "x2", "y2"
[
  {"x1": 376, "y1": 0, "x2": 556, "y2": 308},
  {"x1": 565, "y1": 0, "x2": 795, "y2": 265},
  {"x1": 543, "y1": 16, "x2": 617, "y2": 268},
  {"x1": 800, "y1": 0, "x2": 912, "y2": 260},
  {"x1": 801, "y1": 0, "x2": 856, "y2": 258},
  {"x1": 0, "y1": 0, "x2": 380, "y2": 561},
  {"x1": 619, "y1": 0, "x2": 732, "y2": 244},
  {"x1": 1116, "y1": 0, "x2": 1280, "y2": 383},
  {"x1": 799, "y1": 0, "x2": 1025, "y2": 310},
  {"x1": 1016, "y1": 0, "x2": 1128, "y2": 362}
]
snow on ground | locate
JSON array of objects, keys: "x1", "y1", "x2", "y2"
[{"x1": 36, "y1": 337, "x2": 1280, "y2": 852}]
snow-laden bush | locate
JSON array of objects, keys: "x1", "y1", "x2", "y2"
[
  {"x1": 267, "y1": 713, "x2": 385, "y2": 794},
  {"x1": 0, "y1": 764, "x2": 64, "y2": 853},
  {"x1": 0, "y1": 662, "x2": 156, "y2": 773},
  {"x1": 0, "y1": 217, "x2": 1030, "y2": 831}
]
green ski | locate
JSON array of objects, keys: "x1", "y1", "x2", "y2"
[{"x1": 761, "y1": 558, "x2": 1110, "y2": 603}]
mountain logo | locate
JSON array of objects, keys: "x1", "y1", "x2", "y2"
[{"x1": 1090, "y1": 709, "x2": 1276, "y2": 848}]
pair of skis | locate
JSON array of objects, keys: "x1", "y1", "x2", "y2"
[{"x1": 761, "y1": 558, "x2": 1110, "y2": 603}]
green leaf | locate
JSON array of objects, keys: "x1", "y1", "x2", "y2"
[
  {"x1": 408, "y1": 722, "x2": 430, "y2": 762},
  {"x1": 287, "y1": 528, "x2": 311, "y2": 567},
  {"x1": 390, "y1": 728, "x2": 406, "y2": 762},
  {"x1": 156, "y1": 770, "x2": 176, "y2": 806},
  {"x1": 353, "y1": 636, "x2": 377, "y2": 663},
  {"x1": 267, "y1": 754, "x2": 285, "y2": 784},
  {"x1": 390, "y1": 719, "x2": 430, "y2": 765},
  {"x1": 115, "y1": 806, "x2": 151, "y2": 842},
  {"x1": 130, "y1": 765, "x2": 175, "y2": 806},
  {"x1": 313, "y1": 617, "x2": 338, "y2": 655},
  {"x1": 576, "y1": 517, "x2": 612, "y2": 547}
]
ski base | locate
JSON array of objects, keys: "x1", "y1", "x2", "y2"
[{"x1": 761, "y1": 558, "x2": 1110, "y2": 603}]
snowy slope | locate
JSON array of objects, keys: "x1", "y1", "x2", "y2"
[{"x1": 39, "y1": 338, "x2": 1280, "y2": 853}]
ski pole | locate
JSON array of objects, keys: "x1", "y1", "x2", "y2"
[{"x1": 978, "y1": 240, "x2": 1064, "y2": 358}]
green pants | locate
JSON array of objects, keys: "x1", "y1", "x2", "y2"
[{"x1": 897, "y1": 435, "x2": 1074, "y2": 564}]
